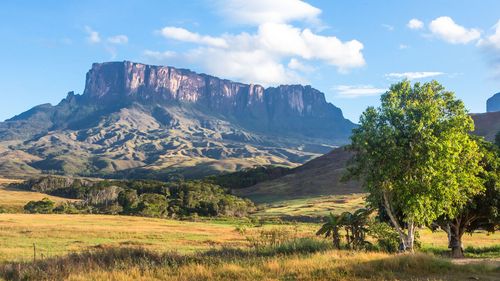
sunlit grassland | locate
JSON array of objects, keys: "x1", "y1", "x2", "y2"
[
  {"x1": 254, "y1": 193, "x2": 366, "y2": 217},
  {"x1": 60, "y1": 250, "x2": 500, "y2": 281},
  {"x1": 0, "y1": 186, "x2": 78, "y2": 213},
  {"x1": 0, "y1": 213, "x2": 498, "y2": 264}
]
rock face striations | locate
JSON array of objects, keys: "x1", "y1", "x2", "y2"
[
  {"x1": 487, "y1": 92, "x2": 500, "y2": 112},
  {"x1": 0, "y1": 61, "x2": 356, "y2": 178}
]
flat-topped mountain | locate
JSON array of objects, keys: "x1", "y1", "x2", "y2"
[{"x1": 0, "y1": 61, "x2": 356, "y2": 178}]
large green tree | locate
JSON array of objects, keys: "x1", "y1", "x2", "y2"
[{"x1": 347, "y1": 80, "x2": 483, "y2": 252}]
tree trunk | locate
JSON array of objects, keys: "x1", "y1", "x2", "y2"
[
  {"x1": 405, "y1": 220, "x2": 415, "y2": 252},
  {"x1": 449, "y1": 222, "x2": 465, "y2": 258},
  {"x1": 382, "y1": 191, "x2": 414, "y2": 252},
  {"x1": 333, "y1": 227, "x2": 341, "y2": 249}
]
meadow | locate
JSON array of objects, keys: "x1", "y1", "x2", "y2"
[{"x1": 0, "y1": 181, "x2": 498, "y2": 280}]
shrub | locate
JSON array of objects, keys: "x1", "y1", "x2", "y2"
[
  {"x1": 137, "y1": 193, "x2": 168, "y2": 217},
  {"x1": 53, "y1": 202, "x2": 80, "y2": 214},
  {"x1": 24, "y1": 198, "x2": 55, "y2": 214},
  {"x1": 117, "y1": 189, "x2": 139, "y2": 213},
  {"x1": 368, "y1": 221, "x2": 400, "y2": 253}
]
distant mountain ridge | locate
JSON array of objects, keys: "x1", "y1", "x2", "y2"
[{"x1": 0, "y1": 61, "x2": 356, "y2": 178}]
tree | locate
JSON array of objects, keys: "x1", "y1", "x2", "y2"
[
  {"x1": 137, "y1": 193, "x2": 168, "y2": 217},
  {"x1": 316, "y1": 213, "x2": 342, "y2": 249},
  {"x1": 347, "y1": 80, "x2": 483, "y2": 252},
  {"x1": 24, "y1": 198, "x2": 55, "y2": 214},
  {"x1": 495, "y1": 131, "x2": 500, "y2": 147},
  {"x1": 433, "y1": 137, "x2": 500, "y2": 258},
  {"x1": 317, "y1": 208, "x2": 372, "y2": 250},
  {"x1": 117, "y1": 189, "x2": 139, "y2": 213}
]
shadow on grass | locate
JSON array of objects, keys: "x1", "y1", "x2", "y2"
[{"x1": 1, "y1": 241, "x2": 498, "y2": 281}]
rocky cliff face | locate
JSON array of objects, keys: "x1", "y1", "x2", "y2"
[
  {"x1": 0, "y1": 61, "x2": 355, "y2": 178},
  {"x1": 487, "y1": 92, "x2": 500, "y2": 112},
  {"x1": 80, "y1": 61, "x2": 351, "y2": 138}
]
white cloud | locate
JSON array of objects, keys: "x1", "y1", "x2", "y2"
[
  {"x1": 382, "y1": 24, "x2": 394, "y2": 31},
  {"x1": 160, "y1": 27, "x2": 228, "y2": 48},
  {"x1": 107, "y1": 35, "x2": 128, "y2": 44},
  {"x1": 429, "y1": 16, "x2": 480, "y2": 44},
  {"x1": 287, "y1": 58, "x2": 314, "y2": 72},
  {"x1": 399, "y1": 44, "x2": 409, "y2": 49},
  {"x1": 407, "y1": 19, "x2": 424, "y2": 30},
  {"x1": 84, "y1": 26, "x2": 101, "y2": 44},
  {"x1": 143, "y1": 50, "x2": 177, "y2": 60},
  {"x1": 477, "y1": 19, "x2": 500, "y2": 49},
  {"x1": 385, "y1": 71, "x2": 444, "y2": 80},
  {"x1": 477, "y1": 20, "x2": 500, "y2": 78},
  {"x1": 215, "y1": 0, "x2": 321, "y2": 25},
  {"x1": 150, "y1": 23, "x2": 365, "y2": 85},
  {"x1": 334, "y1": 85, "x2": 387, "y2": 98}
]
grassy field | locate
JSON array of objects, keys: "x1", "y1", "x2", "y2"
[
  {"x1": 4, "y1": 246, "x2": 500, "y2": 281},
  {"x1": 254, "y1": 193, "x2": 366, "y2": 218},
  {"x1": 0, "y1": 186, "x2": 78, "y2": 213},
  {"x1": 0, "y1": 213, "x2": 498, "y2": 263}
]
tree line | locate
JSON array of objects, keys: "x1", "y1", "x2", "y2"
[{"x1": 23, "y1": 179, "x2": 255, "y2": 218}]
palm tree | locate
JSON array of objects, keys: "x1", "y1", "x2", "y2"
[{"x1": 316, "y1": 213, "x2": 342, "y2": 249}]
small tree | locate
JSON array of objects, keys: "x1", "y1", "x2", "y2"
[
  {"x1": 316, "y1": 213, "x2": 342, "y2": 249},
  {"x1": 24, "y1": 198, "x2": 55, "y2": 214},
  {"x1": 347, "y1": 80, "x2": 483, "y2": 252}
]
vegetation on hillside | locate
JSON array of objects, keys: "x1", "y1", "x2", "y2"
[{"x1": 206, "y1": 165, "x2": 291, "y2": 190}]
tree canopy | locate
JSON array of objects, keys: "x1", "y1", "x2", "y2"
[{"x1": 347, "y1": 80, "x2": 483, "y2": 251}]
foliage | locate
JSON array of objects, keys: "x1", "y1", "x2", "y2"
[
  {"x1": 432, "y1": 137, "x2": 500, "y2": 258},
  {"x1": 137, "y1": 193, "x2": 168, "y2": 217},
  {"x1": 53, "y1": 202, "x2": 80, "y2": 214},
  {"x1": 316, "y1": 213, "x2": 342, "y2": 248},
  {"x1": 164, "y1": 180, "x2": 254, "y2": 217},
  {"x1": 206, "y1": 166, "x2": 291, "y2": 189},
  {"x1": 368, "y1": 221, "x2": 400, "y2": 253},
  {"x1": 24, "y1": 198, "x2": 55, "y2": 214},
  {"x1": 317, "y1": 208, "x2": 372, "y2": 250},
  {"x1": 347, "y1": 80, "x2": 483, "y2": 251},
  {"x1": 117, "y1": 189, "x2": 139, "y2": 213},
  {"x1": 16, "y1": 178, "x2": 255, "y2": 218}
]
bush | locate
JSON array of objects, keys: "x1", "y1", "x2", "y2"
[
  {"x1": 117, "y1": 189, "x2": 139, "y2": 213},
  {"x1": 24, "y1": 198, "x2": 55, "y2": 214},
  {"x1": 53, "y1": 202, "x2": 80, "y2": 214},
  {"x1": 368, "y1": 221, "x2": 400, "y2": 253},
  {"x1": 137, "y1": 193, "x2": 167, "y2": 217}
]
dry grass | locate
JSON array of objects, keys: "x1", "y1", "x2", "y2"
[
  {"x1": 0, "y1": 213, "x2": 497, "y2": 264},
  {"x1": 0, "y1": 214, "x2": 249, "y2": 262},
  {"x1": 18, "y1": 248, "x2": 497, "y2": 281},
  {"x1": 0, "y1": 186, "x2": 78, "y2": 213},
  {"x1": 254, "y1": 193, "x2": 366, "y2": 217},
  {"x1": 0, "y1": 178, "x2": 22, "y2": 184}
]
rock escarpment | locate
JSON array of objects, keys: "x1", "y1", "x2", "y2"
[{"x1": 0, "y1": 61, "x2": 356, "y2": 178}]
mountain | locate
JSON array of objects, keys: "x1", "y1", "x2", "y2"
[
  {"x1": 0, "y1": 61, "x2": 356, "y2": 178},
  {"x1": 486, "y1": 92, "x2": 500, "y2": 112},
  {"x1": 471, "y1": 111, "x2": 500, "y2": 141}
]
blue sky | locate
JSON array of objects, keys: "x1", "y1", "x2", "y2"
[{"x1": 1, "y1": 0, "x2": 499, "y2": 122}]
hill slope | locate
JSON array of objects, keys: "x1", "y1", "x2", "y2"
[{"x1": 0, "y1": 61, "x2": 356, "y2": 178}]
